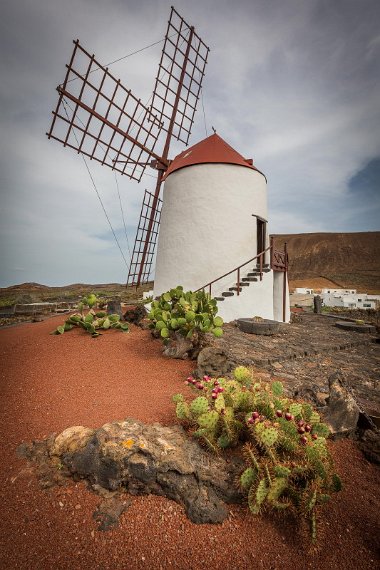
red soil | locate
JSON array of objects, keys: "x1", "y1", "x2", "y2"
[{"x1": 0, "y1": 316, "x2": 379, "y2": 569}]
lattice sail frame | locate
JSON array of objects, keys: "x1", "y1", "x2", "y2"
[
  {"x1": 150, "y1": 7, "x2": 209, "y2": 145},
  {"x1": 47, "y1": 41, "x2": 165, "y2": 182},
  {"x1": 46, "y1": 7, "x2": 209, "y2": 287},
  {"x1": 128, "y1": 190, "x2": 163, "y2": 286}
]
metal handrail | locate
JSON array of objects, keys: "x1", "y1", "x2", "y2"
[{"x1": 196, "y1": 244, "x2": 272, "y2": 297}]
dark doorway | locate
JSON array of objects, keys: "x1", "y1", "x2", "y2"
[{"x1": 257, "y1": 218, "x2": 266, "y2": 256}]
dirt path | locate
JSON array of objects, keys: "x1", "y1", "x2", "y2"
[{"x1": 0, "y1": 317, "x2": 379, "y2": 569}]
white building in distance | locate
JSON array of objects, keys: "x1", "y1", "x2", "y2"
[{"x1": 320, "y1": 290, "x2": 380, "y2": 310}]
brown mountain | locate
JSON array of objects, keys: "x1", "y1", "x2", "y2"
[{"x1": 272, "y1": 232, "x2": 380, "y2": 293}]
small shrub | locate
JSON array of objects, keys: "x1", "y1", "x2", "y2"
[
  {"x1": 172, "y1": 367, "x2": 341, "y2": 543},
  {"x1": 52, "y1": 293, "x2": 129, "y2": 337},
  {"x1": 147, "y1": 286, "x2": 223, "y2": 343}
]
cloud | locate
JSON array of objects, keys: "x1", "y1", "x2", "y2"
[{"x1": 1, "y1": 0, "x2": 380, "y2": 286}]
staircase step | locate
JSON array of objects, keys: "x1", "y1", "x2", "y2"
[
  {"x1": 229, "y1": 287, "x2": 242, "y2": 292},
  {"x1": 248, "y1": 272, "x2": 260, "y2": 277},
  {"x1": 242, "y1": 277, "x2": 258, "y2": 282},
  {"x1": 256, "y1": 263, "x2": 270, "y2": 268},
  {"x1": 237, "y1": 282, "x2": 250, "y2": 286},
  {"x1": 222, "y1": 291, "x2": 234, "y2": 297},
  {"x1": 215, "y1": 297, "x2": 225, "y2": 301}
]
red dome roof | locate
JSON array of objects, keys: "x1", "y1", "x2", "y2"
[{"x1": 163, "y1": 133, "x2": 266, "y2": 180}]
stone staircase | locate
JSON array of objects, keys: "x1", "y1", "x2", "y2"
[{"x1": 214, "y1": 264, "x2": 271, "y2": 302}]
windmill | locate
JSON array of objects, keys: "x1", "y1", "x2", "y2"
[{"x1": 47, "y1": 7, "x2": 209, "y2": 287}]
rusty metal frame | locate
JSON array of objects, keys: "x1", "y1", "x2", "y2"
[
  {"x1": 150, "y1": 6, "x2": 209, "y2": 145},
  {"x1": 47, "y1": 40, "x2": 166, "y2": 182},
  {"x1": 131, "y1": 7, "x2": 209, "y2": 287},
  {"x1": 127, "y1": 190, "x2": 162, "y2": 286},
  {"x1": 47, "y1": 8, "x2": 210, "y2": 289}
]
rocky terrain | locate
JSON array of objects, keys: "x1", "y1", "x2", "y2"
[{"x1": 273, "y1": 231, "x2": 380, "y2": 292}]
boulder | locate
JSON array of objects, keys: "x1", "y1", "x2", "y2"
[
  {"x1": 321, "y1": 372, "x2": 360, "y2": 438},
  {"x1": 123, "y1": 305, "x2": 146, "y2": 326},
  {"x1": 107, "y1": 298, "x2": 123, "y2": 318},
  {"x1": 50, "y1": 426, "x2": 95, "y2": 456},
  {"x1": 162, "y1": 331, "x2": 194, "y2": 359},
  {"x1": 43, "y1": 419, "x2": 243, "y2": 525},
  {"x1": 196, "y1": 346, "x2": 232, "y2": 378},
  {"x1": 356, "y1": 428, "x2": 380, "y2": 465}
]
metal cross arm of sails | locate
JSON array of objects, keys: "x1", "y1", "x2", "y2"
[{"x1": 46, "y1": 6, "x2": 209, "y2": 286}]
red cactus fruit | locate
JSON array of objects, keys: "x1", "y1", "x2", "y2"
[{"x1": 275, "y1": 410, "x2": 283, "y2": 418}]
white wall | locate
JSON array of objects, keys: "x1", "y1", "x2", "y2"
[
  {"x1": 273, "y1": 271, "x2": 290, "y2": 322},
  {"x1": 321, "y1": 288, "x2": 356, "y2": 295},
  {"x1": 154, "y1": 163, "x2": 267, "y2": 296},
  {"x1": 320, "y1": 292, "x2": 378, "y2": 309},
  {"x1": 216, "y1": 270, "x2": 274, "y2": 323}
]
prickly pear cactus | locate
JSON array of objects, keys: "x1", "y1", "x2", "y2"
[
  {"x1": 198, "y1": 411, "x2": 219, "y2": 431},
  {"x1": 147, "y1": 287, "x2": 224, "y2": 345},
  {"x1": 288, "y1": 403, "x2": 303, "y2": 417},
  {"x1": 214, "y1": 394, "x2": 225, "y2": 413},
  {"x1": 274, "y1": 465, "x2": 291, "y2": 478},
  {"x1": 248, "y1": 478, "x2": 269, "y2": 514},
  {"x1": 172, "y1": 365, "x2": 342, "y2": 543},
  {"x1": 190, "y1": 397, "x2": 209, "y2": 417},
  {"x1": 234, "y1": 366, "x2": 252, "y2": 386},
  {"x1": 260, "y1": 427, "x2": 278, "y2": 447},
  {"x1": 176, "y1": 401, "x2": 190, "y2": 420},
  {"x1": 267, "y1": 477, "x2": 287, "y2": 504},
  {"x1": 240, "y1": 467, "x2": 257, "y2": 491}
]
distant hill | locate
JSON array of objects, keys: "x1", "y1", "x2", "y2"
[
  {"x1": 272, "y1": 231, "x2": 380, "y2": 293},
  {"x1": 0, "y1": 282, "x2": 153, "y2": 308}
]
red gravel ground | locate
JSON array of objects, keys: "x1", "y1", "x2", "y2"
[{"x1": 0, "y1": 316, "x2": 379, "y2": 570}]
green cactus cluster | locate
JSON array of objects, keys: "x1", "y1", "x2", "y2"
[
  {"x1": 173, "y1": 365, "x2": 342, "y2": 543},
  {"x1": 147, "y1": 286, "x2": 223, "y2": 342},
  {"x1": 52, "y1": 293, "x2": 128, "y2": 337}
]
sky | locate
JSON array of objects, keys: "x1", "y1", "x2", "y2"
[{"x1": 1, "y1": 0, "x2": 379, "y2": 287}]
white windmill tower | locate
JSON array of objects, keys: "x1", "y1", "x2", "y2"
[
  {"x1": 46, "y1": 7, "x2": 290, "y2": 323},
  {"x1": 154, "y1": 132, "x2": 290, "y2": 323}
]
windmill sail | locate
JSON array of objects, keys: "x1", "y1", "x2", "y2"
[
  {"x1": 47, "y1": 41, "x2": 166, "y2": 182},
  {"x1": 46, "y1": 8, "x2": 209, "y2": 289},
  {"x1": 150, "y1": 7, "x2": 209, "y2": 145},
  {"x1": 127, "y1": 7, "x2": 209, "y2": 287},
  {"x1": 128, "y1": 190, "x2": 163, "y2": 286}
]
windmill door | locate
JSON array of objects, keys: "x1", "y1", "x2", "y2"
[{"x1": 257, "y1": 217, "x2": 267, "y2": 256}]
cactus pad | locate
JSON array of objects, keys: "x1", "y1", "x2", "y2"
[
  {"x1": 176, "y1": 401, "x2": 190, "y2": 420},
  {"x1": 190, "y1": 397, "x2": 209, "y2": 417},
  {"x1": 260, "y1": 427, "x2": 278, "y2": 447},
  {"x1": 267, "y1": 477, "x2": 287, "y2": 503},
  {"x1": 310, "y1": 411, "x2": 321, "y2": 424},
  {"x1": 248, "y1": 478, "x2": 269, "y2": 514},
  {"x1": 271, "y1": 381, "x2": 284, "y2": 397},
  {"x1": 311, "y1": 422, "x2": 330, "y2": 438},
  {"x1": 217, "y1": 434, "x2": 231, "y2": 449},
  {"x1": 240, "y1": 467, "x2": 257, "y2": 490},
  {"x1": 198, "y1": 411, "x2": 219, "y2": 430},
  {"x1": 289, "y1": 403, "x2": 302, "y2": 417},
  {"x1": 234, "y1": 366, "x2": 252, "y2": 385},
  {"x1": 172, "y1": 393, "x2": 184, "y2": 404},
  {"x1": 214, "y1": 394, "x2": 226, "y2": 413},
  {"x1": 274, "y1": 465, "x2": 291, "y2": 478}
]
